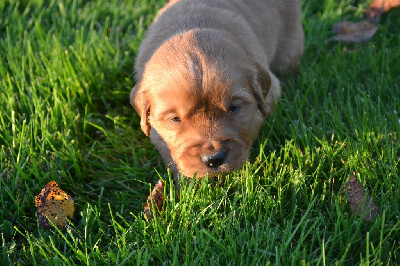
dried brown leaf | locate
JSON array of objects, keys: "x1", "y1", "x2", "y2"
[
  {"x1": 364, "y1": 0, "x2": 400, "y2": 22},
  {"x1": 343, "y1": 174, "x2": 380, "y2": 222},
  {"x1": 331, "y1": 21, "x2": 378, "y2": 43},
  {"x1": 144, "y1": 179, "x2": 165, "y2": 221},
  {"x1": 35, "y1": 181, "x2": 75, "y2": 229}
]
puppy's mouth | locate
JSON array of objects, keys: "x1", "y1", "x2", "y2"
[{"x1": 176, "y1": 148, "x2": 248, "y2": 178}]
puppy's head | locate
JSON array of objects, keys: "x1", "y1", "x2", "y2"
[{"x1": 131, "y1": 30, "x2": 274, "y2": 177}]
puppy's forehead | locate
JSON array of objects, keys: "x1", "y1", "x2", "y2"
[
  {"x1": 143, "y1": 30, "x2": 255, "y2": 114},
  {"x1": 151, "y1": 75, "x2": 231, "y2": 115}
]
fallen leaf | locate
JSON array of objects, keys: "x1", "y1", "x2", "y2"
[
  {"x1": 144, "y1": 179, "x2": 165, "y2": 221},
  {"x1": 364, "y1": 0, "x2": 400, "y2": 22},
  {"x1": 331, "y1": 21, "x2": 378, "y2": 43},
  {"x1": 343, "y1": 174, "x2": 380, "y2": 222},
  {"x1": 35, "y1": 181, "x2": 75, "y2": 229}
]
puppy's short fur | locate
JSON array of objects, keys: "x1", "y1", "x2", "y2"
[{"x1": 131, "y1": 0, "x2": 304, "y2": 179}]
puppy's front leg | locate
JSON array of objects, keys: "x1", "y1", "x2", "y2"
[
  {"x1": 150, "y1": 128, "x2": 180, "y2": 185},
  {"x1": 265, "y1": 71, "x2": 282, "y2": 115}
]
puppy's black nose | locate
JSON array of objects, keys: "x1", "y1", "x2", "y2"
[{"x1": 201, "y1": 151, "x2": 227, "y2": 169}]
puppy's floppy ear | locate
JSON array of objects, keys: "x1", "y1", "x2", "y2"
[
  {"x1": 130, "y1": 83, "x2": 151, "y2": 136},
  {"x1": 251, "y1": 63, "x2": 271, "y2": 117}
]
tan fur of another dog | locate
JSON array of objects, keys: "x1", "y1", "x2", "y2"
[{"x1": 131, "y1": 0, "x2": 304, "y2": 178}]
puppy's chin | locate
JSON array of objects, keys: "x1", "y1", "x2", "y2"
[{"x1": 177, "y1": 162, "x2": 245, "y2": 178}]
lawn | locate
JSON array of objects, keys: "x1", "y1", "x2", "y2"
[{"x1": 1, "y1": 0, "x2": 399, "y2": 264}]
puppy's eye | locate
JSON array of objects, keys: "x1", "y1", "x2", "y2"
[
  {"x1": 228, "y1": 105, "x2": 240, "y2": 115},
  {"x1": 170, "y1": 116, "x2": 181, "y2": 123}
]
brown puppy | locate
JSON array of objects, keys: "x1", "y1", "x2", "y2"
[{"x1": 131, "y1": 0, "x2": 304, "y2": 180}]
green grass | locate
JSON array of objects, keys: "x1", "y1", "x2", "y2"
[{"x1": 1, "y1": 0, "x2": 399, "y2": 264}]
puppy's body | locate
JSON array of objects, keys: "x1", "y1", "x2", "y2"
[{"x1": 132, "y1": 0, "x2": 304, "y2": 179}]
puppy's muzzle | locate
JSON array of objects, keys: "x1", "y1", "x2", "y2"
[{"x1": 201, "y1": 151, "x2": 228, "y2": 169}]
